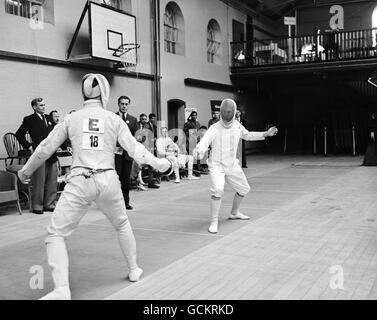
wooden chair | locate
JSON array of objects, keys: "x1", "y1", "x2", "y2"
[
  {"x1": 3, "y1": 132, "x2": 30, "y2": 166},
  {"x1": 5, "y1": 165, "x2": 32, "y2": 212},
  {"x1": 0, "y1": 170, "x2": 22, "y2": 214}
]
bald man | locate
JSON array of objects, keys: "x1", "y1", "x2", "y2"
[
  {"x1": 18, "y1": 74, "x2": 172, "y2": 300},
  {"x1": 194, "y1": 99, "x2": 278, "y2": 234}
]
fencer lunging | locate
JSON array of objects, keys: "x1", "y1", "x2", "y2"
[
  {"x1": 193, "y1": 99, "x2": 278, "y2": 234},
  {"x1": 18, "y1": 74, "x2": 172, "y2": 300}
]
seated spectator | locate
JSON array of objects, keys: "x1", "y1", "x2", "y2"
[
  {"x1": 156, "y1": 127, "x2": 200, "y2": 183},
  {"x1": 134, "y1": 113, "x2": 159, "y2": 189}
]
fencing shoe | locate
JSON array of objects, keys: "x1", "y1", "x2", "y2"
[
  {"x1": 229, "y1": 212, "x2": 250, "y2": 220},
  {"x1": 129, "y1": 267, "x2": 143, "y2": 282},
  {"x1": 39, "y1": 286, "x2": 71, "y2": 300}
]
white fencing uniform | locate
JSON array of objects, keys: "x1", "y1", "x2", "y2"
[
  {"x1": 194, "y1": 99, "x2": 267, "y2": 234},
  {"x1": 195, "y1": 115, "x2": 265, "y2": 197},
  {"x1": 19, "y1": 74, "x2": 171, "y2": 299}
]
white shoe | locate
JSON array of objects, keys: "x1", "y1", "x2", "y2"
[
  {"x1": 39, "y1": 286, "x2": 71, "y2": 300},
  {"x1": 129, "y1": 267, "x2": 143, "y2": 282},
  {"x1": 175, "y1": 179, "x2": 180, "y2": 183},
  {"x1": 137, "y1": 184, "x2": 148, "y2": 191},
  {"x1": 208, "y1": 222, "x2": 218, "y2": 234},
  {"x1": 229, "y1": 212, "x2": 250, "y2": 220},
  {"x1": 188, "y1": 175, "x2": 200, "y2": 180}
]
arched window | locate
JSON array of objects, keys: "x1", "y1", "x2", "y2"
[
  {"x1": 164, "y1": 2, "x2": 185, "y2": 55},
  {"x1": 372, "y1": 6, "x2": 377, "y2": 46},
  {"x1": 164, "y1": 7, "x2": 177, "y2": 54},
  {"x1": 207, "y1": 19, "x2": 221, "y2": 64}
]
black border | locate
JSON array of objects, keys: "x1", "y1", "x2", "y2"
[
  {"x1": 107, "y1": 30, "x2": 124, "y2": 51},
  {"x1": 89, "y1": 1, "x2": 138, "y2": 65}
]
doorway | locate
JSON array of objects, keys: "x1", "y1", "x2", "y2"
[
  {"x1": 167, "y1": 99, "x2": 186, "y2": 130},
  {"x1": 232, "y1": 19, "x2": 245, "y2": 42}
]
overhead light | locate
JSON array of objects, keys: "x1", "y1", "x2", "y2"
[
  {"x1": 235, "y1": 50, "x2": 245, "y2": 61},
  {"x1": 7, "y1": 0, "x2": 22, "y2": 6}
]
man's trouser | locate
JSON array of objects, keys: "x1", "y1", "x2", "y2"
[{"x1": 30, "y1": 160, "x2": 58, "y2": 210}]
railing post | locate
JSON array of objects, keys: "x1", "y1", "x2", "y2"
[
  {"x1": 313, "y1": 126, "x2": 317, "y2": 154},
  {"x1": 352, "y1": 125, "x2": 356, "y2": 156},
  {"x1": 324, "y1": 126, "x2": 327, "y2": 156}
]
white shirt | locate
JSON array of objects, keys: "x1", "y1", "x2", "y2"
[
  {"x1": 156, "y1": 136, "x2": 178, "y2": 158},
  {"x1": 196, "y1": 121, "x2": 265, "y2": 168}
]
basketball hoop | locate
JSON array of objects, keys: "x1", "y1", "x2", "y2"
[{"x1": 112, "y1": 43, "x2": 140, "y2": 58}]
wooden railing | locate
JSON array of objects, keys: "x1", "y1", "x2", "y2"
[{"x1": 231, "y1": 27, "x2": 377, "y2": 67}]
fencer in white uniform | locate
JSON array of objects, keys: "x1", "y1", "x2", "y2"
[
  {"x1": 18, "y1": 74, "x2": 172, "y2": 300},
  {"x1": 193, "y1": 99, "x2": 278, "y2": 234},
  {"x1": 156, "y1": 127, "x2": 199, "y2": 183}
]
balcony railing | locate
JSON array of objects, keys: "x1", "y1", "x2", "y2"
[{"x1": 231, "y1": 27, "x2": 377, "y2": 68}]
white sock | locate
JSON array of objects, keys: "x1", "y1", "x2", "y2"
[
  {"x1": 41, "y1": 237, "x2": 71, "y2": 300},
  {"x1": 117, "y1": 220, "x2": 138, "y2": 271},
  {"x1": 209, "y1": 197, "x2": 221, "y2": 233},
  {"x1": 174, "y1": 166, "x2": 180, "y2": 182},
  {"x1": 231, "y1": 193, "x2": 244, "y2": 215},
  {"x1": 46, "y1": 238, "x2": 70, "y2": 289}
]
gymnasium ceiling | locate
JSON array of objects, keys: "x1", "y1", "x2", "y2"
[{"x1": 239, "y1": 0, "x2": 373, "y2": 21}]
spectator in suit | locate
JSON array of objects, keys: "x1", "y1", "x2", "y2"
[
  {"x1": 115, "y1": 96, "x2": 138, "y2": 210},
  {"x1": 208, "y1": 110, "x2": 220, "y2": 128},
  {"x1": 49, "y1": 110, "x2": 60, "y2": 127},
  {"x1": 16, "y1": 97, "x2": 58, "y2": 214},
  {"x1": 183, "y1": 111, "x2": 201, "y2": 155},
  {"x1": 148, "y1": 113, "x2": 158, "y2": 155},
  {"x1": 133, "y1": 114, "x2": 159, "y2": 189}
]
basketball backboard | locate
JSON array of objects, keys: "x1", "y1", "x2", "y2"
[{"x1": 67, "y1": 1, "x2": 138, "y2": 66}]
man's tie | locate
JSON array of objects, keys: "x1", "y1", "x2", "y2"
[
  {"x1": 42, "y1": 115, "x2": 48, "y2": 127},
  {"x1": 122, "y1": 113, "x2": 126, "y2": 122}
]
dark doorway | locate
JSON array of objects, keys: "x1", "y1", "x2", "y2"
[
  {"x1": 232, "y1": 19, "x2": 245, "y2": 42},
  {"x1": 167, "y1": 99, "x2": 185, "y2": 130}
]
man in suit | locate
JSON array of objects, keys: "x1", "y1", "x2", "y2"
[
  {"x1": 148, "y1": 113, "x2": 158, "y2": 155},
  {"x1": 115, "y1": 96, "x2": 137, "y2": 210},
  {"x1": 16, "y1": 97, "x2": 58, "y2": 214}
]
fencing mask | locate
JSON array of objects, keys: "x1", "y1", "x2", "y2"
[{"x1": 220, "y1": 99, "x2": 237, "y2": 128}]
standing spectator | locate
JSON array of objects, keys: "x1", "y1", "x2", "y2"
[
  {"x1": 236, "y1": 110, "x2": 248, "y2": 168},
  {"x1": 16, "y1": 97, "x2": 58, "y2": 214},
  {"x1": 115, "y1": 96, "x2": 137, "y2": 210},
  {"x1": 183, "y1": 111, "x2": 201, "y2": 155},
  {"x1": 208, "y1": 110, "x2": 220, "y2": 128},
  {"x1": 134, "y1": 114, "x2": 159, "y2": 189},
  {"x1": 148, "y1": 113, "x2": 158, "y2": 156},
  {"x1": 49, "y1": 110, "x2": 60, "y2": 127}
]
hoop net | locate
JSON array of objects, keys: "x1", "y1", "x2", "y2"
[{"x1": 112, "y1": 43, "x2": 139, "y2": 73}]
